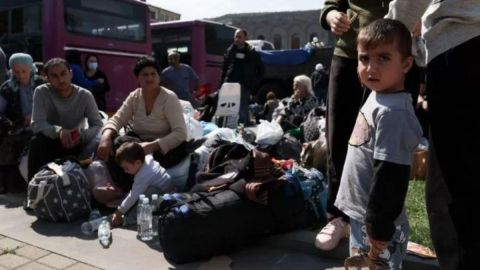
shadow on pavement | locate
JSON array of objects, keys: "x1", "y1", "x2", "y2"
[
  {"x1": 30, "y1": 218, "x2": 98, "y2": 240},
  {"x1": 0, "y1": 192, "x2": 27, "y2": 209}
]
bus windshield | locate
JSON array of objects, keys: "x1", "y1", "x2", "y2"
[{"x1": 64, "y1": 0, "x2": 146, "y2": 42}]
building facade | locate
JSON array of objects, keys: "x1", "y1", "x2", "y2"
[
  {"x1": 144, "y1": 2, "x2": 180, "y2": 22},
  {"x1": 212, "y1": 10, "x2": 335, "y2": 49}
]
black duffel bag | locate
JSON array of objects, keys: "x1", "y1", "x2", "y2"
[{"x1": 157, "y1": 190, "x2": 275, "y2": 264}]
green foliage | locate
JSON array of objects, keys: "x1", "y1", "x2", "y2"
[{"x1": 406, "y1": 180, "x2": 433, "y2": 249}]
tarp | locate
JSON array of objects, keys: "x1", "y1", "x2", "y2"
[{"x1": 258, "y1": 48, "x2": 313, "y2": 65}]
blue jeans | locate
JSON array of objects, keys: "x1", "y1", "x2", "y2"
[{"x1": 349, "y1": 219, "x2": 409, "y2": 270}]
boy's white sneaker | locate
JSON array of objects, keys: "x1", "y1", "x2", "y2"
[{"x1": 315, "y1": 217, "x2": 349, "y2": 251}]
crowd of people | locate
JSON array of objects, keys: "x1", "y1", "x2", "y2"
[{"x1": 0, "y1": 1, "x2": 478, "y2": 268}]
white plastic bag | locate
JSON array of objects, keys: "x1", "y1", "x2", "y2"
[
  {"x1": 184, "y1": 114, "x2": 203, "y2": 140},
  {"x1": 180, "y1": 100, "x2": 203, "y2": 140},
  {"x1": 255, "y1": 120, "x2": 283, "y2": 145}
]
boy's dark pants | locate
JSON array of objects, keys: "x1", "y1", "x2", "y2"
[
  {"x1": 426, "y1": 35, "x2": 480, "y2": 270},
  {"x1": 27, "y1": 133, "x2": 82, "y2": 180}
]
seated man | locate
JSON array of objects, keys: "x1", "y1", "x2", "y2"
[{"x1": 28, "y1": 58, "x2": 103, "y2": 179}]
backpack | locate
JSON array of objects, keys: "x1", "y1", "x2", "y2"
[
  {"x1": 27, "y1": 160, "x2": 92, "y2": 222},
  {"x1": 283, "y1": 166, "x2": 328, "y2": 223},
  {"x1": 301, "y1": 106, "x2": 326, "y2": 142}
]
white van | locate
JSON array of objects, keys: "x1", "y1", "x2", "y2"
[{"x1": 246, "y1": 40, "x2": 275, "y2": 51}]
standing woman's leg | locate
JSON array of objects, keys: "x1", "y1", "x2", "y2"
[
  {"x1": 325, "y1": 55, "x2": 364, "y2": 220},
  {"x1": 426, "y1": 35, "x2": 480, "y2": 269}
]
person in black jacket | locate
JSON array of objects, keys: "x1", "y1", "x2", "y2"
[{"x1": 220, "y1": 29, "x2": 264, "y2": 125}]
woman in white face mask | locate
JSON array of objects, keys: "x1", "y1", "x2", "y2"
[{"x1": 84, "y1": 53, "x2": 110, "y2": 111}]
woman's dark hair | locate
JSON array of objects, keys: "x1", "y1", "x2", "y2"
[
  {"x1": 65, "y1": 49, "x2": 82, "y2": 65},
  {"x1": 133, "y1": 56, "x2": 160, "y2": 77},
  {"x1": 84, "y1": 53, "x2": 99, "y2": 70}
]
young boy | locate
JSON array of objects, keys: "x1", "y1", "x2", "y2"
[
  {"x1": 111, "y1": 142, "x2": 175, "y2": 227},
  {"x1": 334, "y1": 19, "x2": 422, "y2": 269},
  {"x1": 262, "y1": 91, "x2": 279, "y2": 121}
]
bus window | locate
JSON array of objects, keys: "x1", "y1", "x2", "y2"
[
  {"x1": 205, "y1": 24, "x2": 235, "y2": 55},
  {"x1": 0, "y1": 0, "x2": 151, "y2": 112},
  {"x1": 0, "y1": 3, "x2": 42, "y2": 61},
  {"x1": 64, "y1": 0, "x2": 146, "y2": 42},
  {"x1": 151, "y1": 20, "x2": 238, "y2": 97},
  {"x1": 152, "y1": 27, "x2": 192, "y2": 69}
]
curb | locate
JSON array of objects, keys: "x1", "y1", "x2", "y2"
[{"x1": 264, "y1": 230, "x2": 440, "y2": 270}]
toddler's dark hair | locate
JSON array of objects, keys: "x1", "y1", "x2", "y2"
[
  {"x1": 357, "y1": 18, "x2": 412, "y2": 58},
  {"x1": 115, "y1": 142, "x2": 145, "y2": 164}
]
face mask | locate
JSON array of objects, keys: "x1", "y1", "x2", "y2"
[{"x1": 88, "y1": 62, "x2": 98, "y2": 71}]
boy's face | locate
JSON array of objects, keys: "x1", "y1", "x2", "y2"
[
  {"x1": 120, "y1": 160, "x2": 143, "y2": 175},
  {"x1": 357, "y1": 41, "x2": 413, "y2": 93}
]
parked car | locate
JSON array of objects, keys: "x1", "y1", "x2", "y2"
[{"x1": 246, "y1": 40, "x2": 275, "y2": 51}]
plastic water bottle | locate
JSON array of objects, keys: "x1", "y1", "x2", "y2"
[
  {"x1": 97, "y1": 218, "x2": 111, "y2": 247},
  {"x1": 151, "y1": 194, "x2": 159, "y2": 237},
  {"x1": 137, "y1": 194, "x2": 146, "y2": 234},
  {"x1": 139, "y1": 197, "x2": 153, "y2": 241},
  {"x1": 80, "y1": 209, "x2": 103, "y2": 235}
]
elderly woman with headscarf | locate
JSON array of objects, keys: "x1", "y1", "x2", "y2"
[
  {"x1": 0, "y1": 53, "x2": 45, "y2": 193},
  {"x1": 273, "y1": 74, "x2": 319, "y2": 130}
]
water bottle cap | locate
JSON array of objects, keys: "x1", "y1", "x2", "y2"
[
  {"x1": 139, "y1": 194, "x2": 146, "y2": 200},
  {"x1": 151, "y1": 194, "x2": 158, "y2": 200},
  {"x1": 142, "y1": 197, "x2": 149, "y2": 204},
  {"x1": 81, "y1": 222, "x2": 93, "y2": 235},
  {"x1": 172, "y1": 193, "x2": 182, "y2": 201},
  {"x1": 162, "y1": 194, "x2": 173, "y2": 200}
]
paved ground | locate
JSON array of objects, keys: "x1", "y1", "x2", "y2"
[
  {"x1": 0, "y1": 193, "x2": 439, "y2": 270},
  {"x1": 0, "y1": 193, "x2": 346, "y2": 270}
]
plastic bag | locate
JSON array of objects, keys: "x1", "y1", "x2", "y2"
[
  {"x1": 184, "y1": 114, "x2": 203, "y2": 141},
  {"x1": 83, "y1": 160, "x2": 112, "y2": 190},
  {"x1": 180, "y1": 100, "x2": 203, "y2": 140},
  {"x1": 255, "y1": 120, "x2": 283, "y2": 146}
]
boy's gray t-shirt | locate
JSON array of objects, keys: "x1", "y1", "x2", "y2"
[{"x1": 335, "y1": 91, "x2": 422, "y2": 225}]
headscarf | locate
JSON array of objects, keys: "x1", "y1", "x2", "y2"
[{"x1": 7, "y1": 53, "x2": 37, "y2": 91}]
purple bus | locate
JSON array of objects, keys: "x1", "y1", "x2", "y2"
[
  {"x1": 0, "y1": 0, "x2": 152, "y2": 112},
  {"x1": 151, "y1": 19, "x2": 237, "y2": 98}
]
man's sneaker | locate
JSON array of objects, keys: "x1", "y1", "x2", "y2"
[{"x1": 315, "y1": 217, "x2": 349, "y2": 251}]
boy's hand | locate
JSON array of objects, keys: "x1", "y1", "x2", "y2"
[
  {"x1": 111, "y1": 210, "x2": 124, "y2": 227},
  {"x1": 326, "y1": 10, "x2": 350, "y2": 35},
  {"x1": 367, "y1": 238, "x2": 389, "y2": 261}
]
